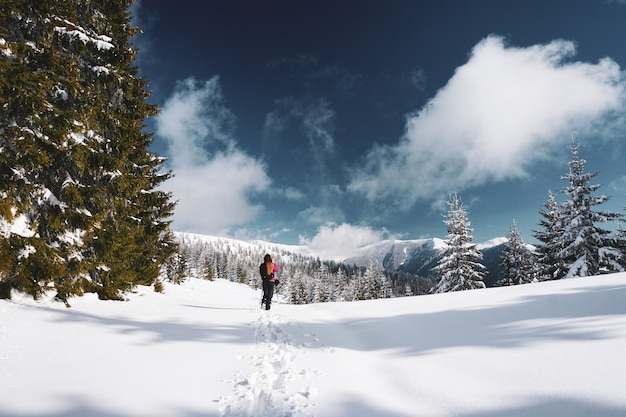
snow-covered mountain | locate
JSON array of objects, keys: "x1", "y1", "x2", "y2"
[
  {"x1": 176, "y1": 231, "x2": 509, "y2": 286},
  {"x1": 174, "y1": 232, "x2": 314, "y2": 263},
  {"x1": 340, "y1": 238, "x2": 445, "y2": 276},
  {"x1": 339, "y1": 236, "x2": 508, "y2": 285}
]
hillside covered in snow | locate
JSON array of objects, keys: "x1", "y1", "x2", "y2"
[
  {"x1": 170, "y1": 231, "x2": 510, "y2": 298},
  {"x1": 2, "y1": 272, "x2": 625, "y2": 417}
]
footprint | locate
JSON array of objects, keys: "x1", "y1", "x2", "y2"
[{"x1": 219, "y1": 310, "x2": 319, "y2": 417}]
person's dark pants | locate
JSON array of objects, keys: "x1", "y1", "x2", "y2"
[{"x1": 262, "y1": 280, "x2": 275, "y2": 310}]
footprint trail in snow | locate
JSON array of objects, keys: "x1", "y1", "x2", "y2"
[{"x1": 219, "y1": 309, "x2": 320, "y2": 417}]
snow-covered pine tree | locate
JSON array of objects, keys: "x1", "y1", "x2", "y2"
[
  {"x1": 404, "y1": 284, "x2": 413, "y2": 296},
  {"x1": 289, "y1": 271, "x2": 308, "y2": 305},
  {"x1": 339, "y1": 269, "x2": 357, "y2": 302},
  {"x1": 312, "y1": 263, "x2": 331, "y2": 303},
  {"x1": 431, "y1": 194, "x2": 486, "y2": 293},
  {"x1": 352, "y1": 269, "x2": 368, "y2": 300},
  {"x1": 0, "y1": 0, "x2": 176, "y2": 303},
  {"x1": 364, "y1": 258, "x2": 391, "y2": 299},
  {"x1": 617, "y1": 221, "x2": 626, "y2": 269},
  {"x1": 364, "y1": 258, "x2": 383, "y2": 299},
  {"x1": 333, "y1": 267, "x2": 347, "y2": 301},
  {"x1": 533, "y1": 190, "x2": 566, "y2": 280},
  {"x1": 498, "y1": 220, "x2": 536, "y2": 286},
  {"x1": 557, "y1": 141, "x2": 623, "y2": 278}
]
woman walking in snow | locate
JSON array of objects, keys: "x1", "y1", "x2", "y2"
[{"x1": 260, "y1": 254, "x2": 279, "y2": 310}]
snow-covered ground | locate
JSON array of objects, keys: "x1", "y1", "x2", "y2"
[{"x1": 2, "y1": 273, "x2": 626, "y2": 417}]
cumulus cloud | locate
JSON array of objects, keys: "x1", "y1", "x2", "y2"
[
  {"x1": 283, "y1": 186, "x2": 305, "y2": 200},
  {"x1": 157, "y1": 77, "x2": 271, "y2": 234},
  {"x1": 348, "y1": 35, "x2": 626, "y2": 208},
  {"x1": 299, "y1": 223, "x2": 386, "y2": 261},
  {"x1": 298, "y1": 199, "x2": 345, "y2": 226}
]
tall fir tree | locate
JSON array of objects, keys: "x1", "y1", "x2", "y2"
[
  {"x1": 498, "y1": 220, "x2": 537, "y2": 286},
  {"x1": 556, "y1": 141, "x2": 623, "y2": 278},
  {"x1": 0, "y1": 0, "x2": 176, "y2": 304},
  {"x1": 289, "y1": 271, "x2": 309, "y2": 305},
  {"x1": 533, "y1": 190, "x2": 567, "y2": 280},
  {"x1": 312, "y1": 263, "x2": 331, "y2": 303},
  {"x1": 364, "y1": 258, "x2": 383, "y2": 299},
  {"x1": 432, "y1": 194, "x2": 486, "y2": 293}
]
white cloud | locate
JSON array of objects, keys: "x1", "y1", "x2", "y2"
[
  {"x1": 299, "y1": 223, "x2": 386, "y2": 261},
  {"x1": 157, "y1": 77, "x2": 271, "y2": 235},
  {"x1": 348, "y1": 35, "x2": 626, "y2": 208},
  {"x1": 297, "y1": 204, "x2": 343, "y2": 226},
  {"x1": 283, "y1": 186, "x2": 305, "y2": 200},
  {"x1": 158, "y1": 77, "x2": 235, "y2": 165},
  {"x1": 296, "y1": 184, "x2": 345, "y2": 226}
]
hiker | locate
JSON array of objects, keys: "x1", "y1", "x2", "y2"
[{"x1": 260, "y1": 253, "x2": 280, "y2": 310}]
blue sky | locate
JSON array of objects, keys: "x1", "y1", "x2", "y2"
[{"x1": 132, "y1": 0, "x2": 626, "y2": 256}]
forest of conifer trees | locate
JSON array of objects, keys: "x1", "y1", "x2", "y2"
[{"x1": 164, "y1": 234, "x2": 422, "y2": 304}]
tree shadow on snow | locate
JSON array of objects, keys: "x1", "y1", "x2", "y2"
[
  {"x1": 458, "y1": 395, "x2": 626, "y2": 417},
  {"x1": 2, "y1": 393, "x2": 623, "y2": 417},
  {"x1": 0, "y1": 395, "x2": 219, "y2": 417},
  {"x1": 16, "y1": 302, "x2": 256, "y2": 346},
  {"x1": 300, "y1": 282, "x2": 626, "y2": 355},
  {"x1": 328, "y1": 395, "x2": 626, "y2": 417}
]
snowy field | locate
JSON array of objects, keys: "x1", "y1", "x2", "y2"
[{"x1": 2, "y1": 273, "x2": 626, "y2": 417}]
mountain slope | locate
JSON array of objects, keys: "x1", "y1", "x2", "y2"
[
  {"x1": 341, "y1": 237, "x2": 508, "y2": 285},
  {"x1": 174, "y1": 232, "x2": 515, "y2": 287}
]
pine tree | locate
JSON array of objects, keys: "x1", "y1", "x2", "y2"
[
  {"x1": 381, "y1": 275, "x2": 393, "y2": 298},
  {"x1": 236, "y1": 263, "x2": 246, "y2": 284},
  {"x1": 364, "y1": 258, "x2": 391, "y2": 299},
  {"x1": 404, "y1": 283, "x2": 413, "y2": 296},
  {"x1": 364, "y1": 258, "x2": 383, "y2": 299},
  {"x1": 165, "y1": 252, "x2": 187, "y2": 284},
  {"x1": 432, "y1": 194, "x2": 486, "y2": 293},
  {"x1": 0, "y1": 0, "x2": 176, "y2": 303},
  {"x1": 353, "y1": 269, "x2": 368, "y2": 300},
  {"x1": 201, "y1": 253, "x2": 215, "y2": 281},
  {"x1": 498, "y1": 220, "x2": 536, "y2": 286},
  {"x1": 289, "y1": 271, "x2": 308, "y2": 305},
  {"x1": 533, "y1": 190, "x2": 567, "y2": 280},
  {"x1": 339, "y1": 269, "x2": 357, "y2": 301},
  {"x1": 556, "y1": 141, "x2": 623, "y2": 278},
  {"x1": 617, "y1": 221, "x2": 626, "y2": 271}
]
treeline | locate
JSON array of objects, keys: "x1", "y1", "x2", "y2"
[{"x1": 164, "y1": 234, "x2": 434, "y2": 303}]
